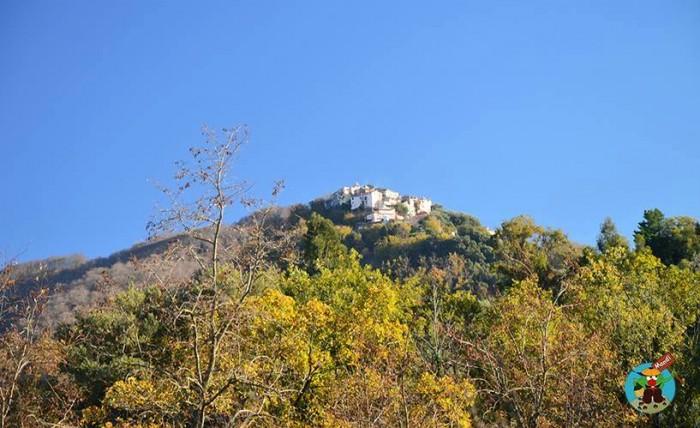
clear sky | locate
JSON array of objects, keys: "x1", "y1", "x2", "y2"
[{"x1": 2, "y1": 1, "x2": 699, "y2": 262}]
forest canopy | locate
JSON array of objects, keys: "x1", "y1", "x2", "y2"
[{"x1": 2, "y1": 131, "x2": 699, "y2": 427}]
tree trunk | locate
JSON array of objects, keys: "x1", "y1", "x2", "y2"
[{"x1": 197, "y1": 403, "x2": 207, "y2": 428}]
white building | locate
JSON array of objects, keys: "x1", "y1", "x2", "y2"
[
  {"x1": 325, "y1": 184, "x2": 363, "y2": 207},
  {"x1": 323, "y1": 184, "x2": 432, "y2": 223},
  {"x1": 366, "y1": 208, "x2": 397, "y2": 223},
  {"x1": 399, "y1": 198, "x2": 417, "y2": 217},
  {"x1": 399, "y1": 196, "x2": 432, "y2": 217},
  {"x1": 350, "y1": 189, "x2": 382, "y2": 211},
  {"x1": 382, "y1": 189, "x2": 400, "y2": 206},
  {"x1": 416, "y1": 198, "x2": 432, "y2": 214}
]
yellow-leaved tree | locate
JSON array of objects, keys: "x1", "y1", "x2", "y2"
[{"x1": 460, "y1": 278, "x2": 625, "y2": 427}]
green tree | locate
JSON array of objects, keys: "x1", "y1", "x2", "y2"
[
  {"x1": 634, "y1": 209, "x2": 700, "y2": 265},
  {"x1": 395, "y1": 202, "x2": 409, "y2": 217},
  {"x1": 597, "y1": 217, "x2": 629, "y2": 253},
  {"x1": 569, "y1": 247, "x2": 700, "y2": 426},
  {"x1": 302, "y1": 212, "x2": 350, "y2": 274},
  {"x1": 492, "y1": 216, "x2": 581, "y2": 293},
  {"x1": 634, "y1": 209, "x2": 666, "y2": 250},
  {"x1": 57, "y1": 287, "x2": 170, "y2": 410},
  {"x1": 570, "y1": 246, "x2": 700, "y2": 370}
]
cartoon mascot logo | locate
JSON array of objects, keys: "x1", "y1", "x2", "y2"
[{"x1": 624, "y1": 353, "x2": 677, "y2": 414}]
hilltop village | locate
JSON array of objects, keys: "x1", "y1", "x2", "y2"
[{"x1": 322, "y1": 184, "x2": 432, "y2": 223}]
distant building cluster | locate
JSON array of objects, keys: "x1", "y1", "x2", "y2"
[{"x1": 324, "y1": 184, "x2": 432, "y2": 223}]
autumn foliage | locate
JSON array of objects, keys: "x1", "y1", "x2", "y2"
[{"x1": 2, "y1": 130, "x2": 699, "y2": 427}]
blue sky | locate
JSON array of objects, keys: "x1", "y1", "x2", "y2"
[{"x1": 2, "y1": 1, "x2": 699, "y2": 262}]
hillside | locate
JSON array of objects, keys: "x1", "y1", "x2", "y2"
[
  {"x1": 3, "y1": 185, "x2": 700, "y2": 426},
  {"x1": 9, "y1": 191, "x2": 491, "y2": 325},
  {"x1": 12, "y1": 186, "x2": 698, "y2": 330}
]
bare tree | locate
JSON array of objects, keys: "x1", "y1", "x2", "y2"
[
  {"x1": 0, "y1": 258, "x2": 54, "y2": 427},
  {"x1": 148, "y1": 125, "x2": 289, "y2": 427}
]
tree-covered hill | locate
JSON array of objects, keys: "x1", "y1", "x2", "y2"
[
  {"x1": 9, "y1": 195, "x2": 700, "y2": 333},
  {"x1": 6, "y1": 200, "x2": 698, "y2": 427},
  {"x1": 3, "y1": 130, "x2": 699, "y2": 426}
]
